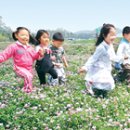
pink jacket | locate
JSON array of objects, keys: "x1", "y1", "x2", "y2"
[{"x1": 0, "y1": 42, "x2": 40, "y2": 70}]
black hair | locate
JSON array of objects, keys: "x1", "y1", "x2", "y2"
[
  {"x1": 12, "y1": 27, "x2": 36, "y2": 44},
  {"x1": 95, "y1": 24, "x2": 115, "y2": 46},
  {"x1": 122, "y1": 26, "x2": 130, "y2": 35},
  {"x1": 52, "y1": 32, "x2": 64, "y2": 41},
  {"x1": 12, "y1": 27, "x2": 30, "y2": 40},
  {"x1": 35, "y1": 30, "x2": 49, "y2": 45}
]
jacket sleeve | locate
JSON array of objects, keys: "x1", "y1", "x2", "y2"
[
  {"x1": 116, "y1": 43, "x2": 125, "y2": 63},
  {"x1": 84, "y1": 45, "x2": 104, "y2": 71},
  {"x1": 0, "y1": 44, "x2": 14, "y2": 63}
]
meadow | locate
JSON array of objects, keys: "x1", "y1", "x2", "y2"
[{"x1": 0, "y1": 39, "x2": 130, "y2": 130}]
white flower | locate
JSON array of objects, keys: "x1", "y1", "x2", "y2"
[
  {"x1": 0, "y1": 123, "x2": 3, "y2": 126},
  {"x1": 76, "y1": 107, "x2": 82, "y2": 112},
  {"x1": 0, "y1": 103, "x2": 6, "y2": 108},
  {"x1": 24, "y1": 103, "x2": 30, "y2": 108},
  {"x1": 66, "y1": 104, "x2": 72, "y2": 109},
  {"x1": 31, "y1": 106, "x2": 38, "y2": 110},
  {"x1": 39, "y1": 94, "x2": 46, "y2": 99},
  {"x1": 16, "y1": 111, "x2": 24, "y2": 115}
]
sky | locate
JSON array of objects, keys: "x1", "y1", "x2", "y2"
[{"x1": 0, "y1": 0, "x2": 130, "y2": 32}]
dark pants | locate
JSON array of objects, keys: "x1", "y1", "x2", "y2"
[
  {"x1": 122, "y1": 64, "x2": 130, "y2": 84},
  {"x1": 37, "y1": 67, "x2": 58, "y2": 85},
  {"x1": 93, "y1": 88, "x2": 108, "y2": 98},
  {"x1": 114, "y1": 64, "x2": 130, "y2": 83}
]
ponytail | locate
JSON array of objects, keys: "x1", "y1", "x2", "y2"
[{"x1": 95, "y1": 24, "x2": 115, "y2": 46}]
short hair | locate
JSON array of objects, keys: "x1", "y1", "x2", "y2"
[
  {"x1": 122, "y1": 26, "x2": 130, "y2": 35},
  {"x1": 52, "y1": 32, "x2": 64, "y2": 41}
]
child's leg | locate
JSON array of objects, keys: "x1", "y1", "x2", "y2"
[
  {"x1": 85, "y1": 81, "x2": 94, "y2": 96},
  {"x1": 15, "y1": 68, "x2": 33, "y2": 92},
  {"x1": 37, "y1": 72, "x2": 46, "y2": 85},
  {"x1": 48, "y1": 68, "x2": 58, "y2": 86},
  {"x1": 48, "y1": 68, "x2": 58, "y2": 79},
  {"x1": 55, "y1": 67, "x2": 66, "y2": 85},
  {"x1": 122, "y1": 64, "x2": 130, "y2": 84}
]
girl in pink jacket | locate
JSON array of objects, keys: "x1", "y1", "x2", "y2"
[{"x1": 0, "y1": 27, "x2": 44, "y2": 93}]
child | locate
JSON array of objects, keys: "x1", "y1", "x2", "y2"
[
  {"x1": 0, "y1": 27, "x2": 44, "y2": 93},
  {"x1": 50, "y1": 32, "x2": 68, "y2": 86},
  {"x1": 35, "y1": 30, "x2": 58, "y2": 87},
  {"x1": 78, "y1": 24, "x2": 116, "y2": 98},
  {"x1": 116, "y1": 26, "x2": 130, "y2": 85}
]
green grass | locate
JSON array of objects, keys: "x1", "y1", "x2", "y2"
[{"x1": 0, "y1": 41, "x2": 130, "y2": 130}]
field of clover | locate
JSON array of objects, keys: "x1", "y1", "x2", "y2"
[{"x1": 0, "y1": 39, "x2": 130, "y2": 130}]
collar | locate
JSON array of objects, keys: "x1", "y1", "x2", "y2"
[
  {"x1": 16, "y1": 41, "x2": 30, "y2": 49},
  {"x1": 102, "y1": 41, "x2": 110, "y2": 50},
  {"x1": 51, "y1": 44, "x2": 59, "y2": 49},
  {"x1": 121, "y1": 38, "x2": 130, "y2": 44},
  {"x1": 40, "y1": 44, "x2": 48, "y2": 49}
]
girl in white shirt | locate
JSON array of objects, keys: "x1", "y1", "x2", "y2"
[{"x1": 79, "y1": 24, "x2": 116, "y2": 98}]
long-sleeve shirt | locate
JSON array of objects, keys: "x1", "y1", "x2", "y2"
[
  {"x1": 84, "y1": 41, "x2": 116, "y2": 85},
  {"x1": 0, "y1": 41, "x2": 40, "y2": 70},
  {"x1": 85, "y1": 41, "x2": 116, "y2": 72},
  {"x1": 116, "y1": 38, "x2": 130, "y2": 65}
]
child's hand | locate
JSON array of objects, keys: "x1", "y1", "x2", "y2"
[
  {"x1": 62, "y1": 56, "x2": 68, "y2": 68},
  {"x1": 78, "y1": 66, "x2": 86, "y2": 74},
  {"x1": 54, "y1": 63, "x2": 63, "y2": 68},
  {"x1": 124, "y1": 56, "x2": 128, "y2": 60},
  {"x1": 57, "y1": 63, "x2": 63, "y2": 68},
  {"x1": 45, "y1": 48, "x2": 52, "y2": 54},
  {"x1": 64, "y1": 63, "x2": 69, "y2": 68},
  {"x1": 51, "y1": 56, "x2": 56, "y2": 61},
  {"x1": 38, "y1": 48, "x2": 45, "y2": 56}
]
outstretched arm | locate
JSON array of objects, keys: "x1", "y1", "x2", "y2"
[
  {"x1": 62, "y1": 55, "x2": 68, "y2": 68},
  {"x1": 0, "y1": 44, "x2": 14, "y2": 63}
]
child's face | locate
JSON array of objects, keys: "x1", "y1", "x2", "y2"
[
  {"x1": 124, "y1": 33, "x2": 130, "y2": 42},
  {"x1": 53, "y1": 40, "x2": 63, "y2": 48},
  {"x1": 15, "y1": 29, "x2": 30, "y2": 45},
  {"x1": 104, "y1": 27, "x2": 116, "y2": 44},
  {"x1": 39, "y1": 33, "x2": 49, "y2": 46}
]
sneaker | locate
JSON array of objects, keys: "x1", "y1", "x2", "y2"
[
  {"x1": 59, "y1": 77, "x2": 67, "y2": 86},
  {"x1": 51, "y1": 79, "x2": 58, "y2": 86},
  {"x1": 86, "y1": 86, "x2": 94, "y2": 96},
  {"x1": 47, "y1": 75, "x2": 53, "y2": 85},
  {"x1": 41, "y1": 84, "x2": 48, "y2": 87}
]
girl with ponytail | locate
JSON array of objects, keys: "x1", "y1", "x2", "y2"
[
  {"x1": 0, "y1": 27, "x2": 44, "y2": 93},
  {"x1": 78, "y1": 24, "x2": 116, "y2": 98}
]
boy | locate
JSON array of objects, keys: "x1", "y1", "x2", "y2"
[
  {"x1": 116, "y1": 26, "x2": 130, "y2": 86},
  {"x1": 49, "y1": 32, "x2": 68, "y2": 86}
]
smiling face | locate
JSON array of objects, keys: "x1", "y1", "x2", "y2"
[
  {"x1": 104, "y1": 27, "x2": 116, "y2": 44},
  {"x1": 15, "y1": 29, "x2": 30, "y2": 45},
  {"x1": 39, "y1": 33, "x2": 49, "y2": 46}
]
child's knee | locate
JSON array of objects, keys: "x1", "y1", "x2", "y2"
[
  {"x1": 53, "y1": 72, "x2": 58, "y2": 79},
  {"x1": 23, "y1": 72, "x2": 33, "y2": 80}
]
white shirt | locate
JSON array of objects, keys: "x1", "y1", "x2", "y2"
[
  {"x1": 85, "y1": 41, "x2": 116, "y2": 72},
  {"x1": 35, "y1": 45, "x2": 48, "y2": 52},
  {"x1": 116, "y1": 39, "x2": 130, "y2": 64},
  {"x1": 84, "y1": 41, "x2": 116, "y2": 90}
]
